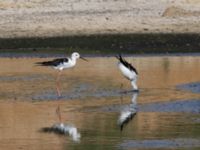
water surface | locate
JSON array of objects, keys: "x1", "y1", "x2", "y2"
[{"x1": 0, "y1": 56, "x2": 199, "y2": 150}]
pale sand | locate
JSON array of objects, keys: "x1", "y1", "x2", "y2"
[{"x1": 0, "y1": 0, "x2": 200, "y2": 38}]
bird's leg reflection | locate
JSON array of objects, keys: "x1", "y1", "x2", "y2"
[
  {"x1": 56, "y1": 70, "x2": 62, "y2": 97},
  {"x1": 118, "y1": 92, "x2": 138, "y2": 131},
  {"x1": 120, "y1": 83, "x2": 124, "y2": 104},
  {"x1": 56, "y1": 105, "x2": 62, "y2": 123},
  {"x1": 120, "y1": 83, "x2": 124, "y2": 90}
]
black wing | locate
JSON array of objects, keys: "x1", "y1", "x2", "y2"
[
  {"x1": 116, "y1": 55, "x2": 138, "y2": 75},
  {"x1": 119, "y1": 112, "x2": 136, "y2": 131},
  {"x1": 35, "y1": 58, "x2": 69, "y2": 66}
]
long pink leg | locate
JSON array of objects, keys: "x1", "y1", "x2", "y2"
[
  {"x1": 56, "y1": 71, "x2": 62, "y2": 97},
  {"x1": 55, "y1": 71, "x2": 63, "y2": 122}
]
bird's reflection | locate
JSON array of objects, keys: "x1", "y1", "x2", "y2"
[
  {"x1": 118, "y1": 92, "x2": 138, "y2": 131},
  {"x1": 41, "y1": 123, "x2": 81, "y2": 142}
]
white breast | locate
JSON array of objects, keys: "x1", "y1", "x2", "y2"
[
  {"x1": 63, "y1": 59, "x2": 76, "y2": 69},
  {"x1": 118, "y1": 63, "x2": 137, "y2": 80},
  {"x1": 54, "y1": 59, "x2": 76, "y2": 70}
]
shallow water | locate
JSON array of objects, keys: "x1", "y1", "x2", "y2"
[{"x1": 0, "y1": 56, "x2": 199, "y2": 150}]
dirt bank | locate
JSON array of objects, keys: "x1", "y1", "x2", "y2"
[
  {"x1": 0, "y1": 0, "x2": 200, "y2": 38},
  {"x1": 0, "y1": 34, "x2": 200, "y2": 54}
]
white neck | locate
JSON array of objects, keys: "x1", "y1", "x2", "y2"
[
  {"x1": 71, "y1": 56, "x2": 78, "y2": 62},
  {"x1": 70, "y1": 57, "x2": 78, "y2": 67},
  {"x1": 131, "y1": 80, "x2": 138, "y2": 90}
]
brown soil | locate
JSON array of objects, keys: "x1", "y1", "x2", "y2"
[{"x1": 162, "y1": 6, "x2": 200, "y2": 17}]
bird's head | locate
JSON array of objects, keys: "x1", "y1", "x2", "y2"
[
  {"x1": 71, "y1": 52, "x2": 88, "y2": 61},
  {"x1": 71, "y1": 52, "x2": 80, "y2": 59}
]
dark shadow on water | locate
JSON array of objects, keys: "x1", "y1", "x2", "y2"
[
  {"x1": 32, "y1": 86, "x2": 123, "y2": 101},
  {"x1": 119, "y1": 138, "x2": 200, "y2": 149},
  {"x1": 177, "y1": 82, "x2": 200, "y2": 94},
  {"x1": 0, "y1": 74, "x2": 53, "y2": 82},
  {"x1": 140, "y1": 99, "x2": 200, "y2": 113}
]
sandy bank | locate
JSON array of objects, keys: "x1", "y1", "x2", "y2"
[{"x1": 0, "y1": 0, "x2": 200, "y2": 38}]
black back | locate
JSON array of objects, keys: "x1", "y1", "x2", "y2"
[
  {"x1": 116, "y1": 55, "x2": 138, "y2": 75},
  {"x1": 36, "y1": 58, "x2": 69, "y2": 66}
]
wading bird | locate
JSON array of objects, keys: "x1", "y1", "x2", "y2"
[
  {"x1": 36, "y1": 52, "x2": 88, "y2": 123},
  {"x1": 116, "y1": 55, "x2": 139, "y2": 92},
  {"x1": 36, "y1": 52, "x2": 88, "y2": 97}
]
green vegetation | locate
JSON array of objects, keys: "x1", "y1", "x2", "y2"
[{"x1": 0, "y1": 33, "x2": 199, "y2": 55}]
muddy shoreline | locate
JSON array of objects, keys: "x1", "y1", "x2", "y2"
[{"x1": 0, "y1": 33, "x2": 200, "y2": 56}]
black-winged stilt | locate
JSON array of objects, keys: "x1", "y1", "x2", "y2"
[
  {"x1": 36, "y1": 52, "x2": 88, "y2": 97},
  {"x1": 116, "y1": 55, "x2": 139, "y2": 92},
  {"x1": 36, "y1": 52, "x2": 87, "y2": 123}
]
